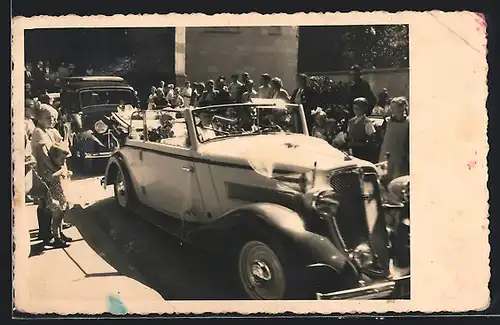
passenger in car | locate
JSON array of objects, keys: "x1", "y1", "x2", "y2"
[{"x1": 196, "y1": 110, "x2": 217, "y2": 141}]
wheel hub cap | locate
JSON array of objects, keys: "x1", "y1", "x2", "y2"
[{"x1": 250, "y1": 260, "x2": 272, "y2": 284}]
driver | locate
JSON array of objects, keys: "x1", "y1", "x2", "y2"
[{"x1": 196, "y1": 110, "x2": 217, "y2": 141}]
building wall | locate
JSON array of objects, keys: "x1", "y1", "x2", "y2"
[{"x1": 185, "y1": 26, "x2": 299, "y2": 91}]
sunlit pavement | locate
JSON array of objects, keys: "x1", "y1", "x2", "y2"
[{"x1": 16, "y1": 171, "x2": 238, "y2": 314}]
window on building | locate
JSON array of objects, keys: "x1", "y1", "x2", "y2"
[
  {"x1": 203, "y1": 27, "x2": 241, "y2": 34},
  {"x1": 266, "y1": 27, "x2": 282, "y2": 36}
]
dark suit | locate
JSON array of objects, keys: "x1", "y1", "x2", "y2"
[
  {"x1": 291, "y1": 86, "x2": 317, "y2": 133},
  {"x1": 214, "y1": 88, "x2": 231, "y2": 105}
]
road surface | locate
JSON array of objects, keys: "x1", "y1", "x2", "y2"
[{"x1": 20, "y1": 168, "x2": 240, "y2": 314}]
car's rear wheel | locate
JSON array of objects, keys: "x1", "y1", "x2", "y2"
[
  {"x1": 114, "y1": 164, "x2": 130, "y2": 209},
  {"x1": 238, "y1": 240, "x2": 287, "y2": 300}
]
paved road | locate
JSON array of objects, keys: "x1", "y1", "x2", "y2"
[{"x1": 29, "y1": 166, "x2": 239, "y2": 302}]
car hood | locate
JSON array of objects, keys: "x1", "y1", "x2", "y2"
[{"x1": 197, "y1": 133, "x2": 375, "y2": 175}]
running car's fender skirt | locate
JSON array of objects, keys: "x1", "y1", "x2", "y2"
[{"x1": 186, "y1": 202, "x2": 359, "y2": 280}]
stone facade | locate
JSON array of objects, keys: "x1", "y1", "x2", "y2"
[{"x1": 184, "y1": 26, "x2": 299, "y2": 91}]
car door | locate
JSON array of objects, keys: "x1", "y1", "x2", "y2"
[{"x1": 140, "y1": 115, "x2": 206, "y2": 223}]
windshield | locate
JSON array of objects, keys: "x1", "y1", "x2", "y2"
[
  {"x1": 192, "y1": 102, "x2": 304, "y2": 143},
  {"x1": 80, "y1": 89, "x2": 136, "y2": 108}
]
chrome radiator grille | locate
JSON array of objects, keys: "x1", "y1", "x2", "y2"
[{"x1": 328, "y1": 167, "x2": 390, "y2": 274}]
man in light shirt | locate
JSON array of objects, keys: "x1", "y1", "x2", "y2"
[
  {"x1": 180, "y1": 81, "x2": 193, "y2": 107},
  {"x1": 165, "y1": 84, "x2": 175, "y2": 103},
  {"x1": 258, "y1": 73, "x2": 272, "y2": 99},
  {"x1": 228, "y1": 74, "x2": 243, "y2": 102}
]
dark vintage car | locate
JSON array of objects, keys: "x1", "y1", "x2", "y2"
[
  {"x1": 57, "y1": 76, "x2": 139, "y2": 171},
  {"x1": 102, "y1": 99, "x2": 410, "y2": 300}
]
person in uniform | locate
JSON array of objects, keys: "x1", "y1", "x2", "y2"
[{"x1": 345, "y1": 97, "x2": 377, "y2": 162}]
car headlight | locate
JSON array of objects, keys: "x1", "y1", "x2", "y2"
[
  {"x1": 94, "y1": 120, "x2": 108, "y2": 134},
  {"x1": 311, "y1": 189, "x2": 340, "y2": 220},
  {"x1": 350, "y1": 242, "x2": 374, "y2": 268}
]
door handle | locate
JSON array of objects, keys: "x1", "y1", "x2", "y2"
[
  {"x1": 139, "y1": 150, "x2": 143, "y2": 161},
  {"x1": 181, "y1": 166, "x2": 194, "y2": 173}
]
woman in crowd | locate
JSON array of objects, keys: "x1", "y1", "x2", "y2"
[
  {"x1": 310, "y1": 108, "x2": 329, "y2": 141},
  {"x1": 153, "y1": 88, "x2": 169, "y2": 109},
  {"x1": 170, "y1": 87, "x2": 185, "y2": 108},
  {"x1": 378, "y1": 96, "x2": 410, "y2": 181},
  {"x1": 372, "y1": 88, "x2": 392, "y2": 117},
  {"x1": 269, "y1": 77, "x2": 291, "y2": 102},
  {"x1": 31, "y1": 104, "x2": 73, "y2": 248}
]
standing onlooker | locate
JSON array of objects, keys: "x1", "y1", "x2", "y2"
[
  {"x1": 228, "y1": 74, "x2": 243, "y2": 103},
  {"x1": 170, "y1": 87, "x2": 185, "y2": 108},
  {"x1": 32, "y1": 61, "x2": 45, "y2": 98},
  {"x1": 378, "y1": 97, "x2": 410, "y2": 181},
  {"x1": 372, "y1": 88, "x2": 392, "y2": 116},
  {"x1": 345, "y1": 97, "x2": 377, "y2": 163},
  {"x1": 291, "y1": 73, "x2": 317, "y2": 133},
  {"x1": 153, "y1": 88, "x2": 169, "y2": 109},
  {"x1": 269, "y1": 77, "x2": 291, "y2": 102},
  {"x1": 180, "y1": 81, "x2": 193, "y2": 106},
  {"x1": 57, "y1": 62, "x2": 70, "y2": 81},
  {"x1": 237, "y1": 72, "x2": 251, "y2": 102},
  {"x1": 214, "y1": 77, "x2": 230, "y2": 105},
  {"x1": 31, "y1": 104, "x2": 73, "y2": 248},
  {"x1": 147, "y1": 86, "x2": 157, "y2": 110},
  {"x1": 25, "y1": 83, "x2": 34, "y2": 100},
  {"x1": 348, "y1": 65, "x2": 376, "y2": 117},
  {"x1": 241, "y1": 80, "x2": 259, "y2": 102},
  {"x1": 198, "y1": 80, "x2": 219, "y2": 107},
  {"x1": 258, "y1": 73, "x2": 272, "y2": 99},
  {"x1": 192, "y1": 82, "x2": 205, "y2": 107},
  {"x1": 67, "y1": 64, "x2": 76, "y2": 77},
  {"x1": 165, "y1": 84, "x2": 175, "y2": 103},
  {"x1": 25, "y1": 62, "x2": 33, "y2": 84}
]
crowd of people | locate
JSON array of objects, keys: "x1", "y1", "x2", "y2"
[
  {"x1": 23, "y1": 63, "x2": 409, "y2": 251},
  {"x1": 25, "y1": 61, "x2": 81, "y2": 99}
]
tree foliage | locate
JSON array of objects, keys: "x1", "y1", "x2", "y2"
[
  {"x1": 340, "y1": 25, "x2": 409, "y2": 69},
  {"x1": 298, "y1": 25, "x2": 409, "y2": 72}
]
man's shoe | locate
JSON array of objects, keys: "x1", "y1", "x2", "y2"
[
  {"x1": 52, "y1": 239, "x2": 70, "y2": 248},
  {"x1": 61, "y1": 233, "x2": 73, "y2": 242},
  {"x1": 62, "y1": 222, "x2": 72, "y2": 229}
]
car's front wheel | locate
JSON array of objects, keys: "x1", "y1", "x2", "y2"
[
  {"x1": 237, "y1": 239, "x2": 310, "y2": 300},
  {"x1": 113, "y1": 164, "x2": 130, "y2": 209}
]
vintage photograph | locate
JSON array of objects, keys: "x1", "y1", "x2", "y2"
[{"x1": 12, "y1": 12, "x2": 489, "y2": 315}]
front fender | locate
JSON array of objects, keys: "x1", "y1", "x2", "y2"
[
  {"x1": 187, "y1": 202, "x2": 357, "y2": 277},
  {"x1": 103, "y1": 152, "x2": 126, "y2": 187}
]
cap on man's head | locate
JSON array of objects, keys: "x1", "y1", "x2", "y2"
[
  {"x1": 353, "y1": 97, "x2": 368, "y2": 108},
  {"x1": 242, "y1": 72, "x2": 249, "y2": 77}
]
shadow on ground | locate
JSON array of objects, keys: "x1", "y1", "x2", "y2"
[{"x1": 65, "y1": 198, "x2": 240, "y2": 300}]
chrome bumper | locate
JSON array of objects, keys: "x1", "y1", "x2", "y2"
[
  {"x1": 316, "y1": 275, "x2": 410, "y2": 300},
  {"x1": 83, "y1": 152, "x2": 113, "y2": 159}
]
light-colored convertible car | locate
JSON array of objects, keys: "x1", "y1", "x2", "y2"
[{"x1": 102, "y1": 99, "x2": 410, "y2": 300}]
